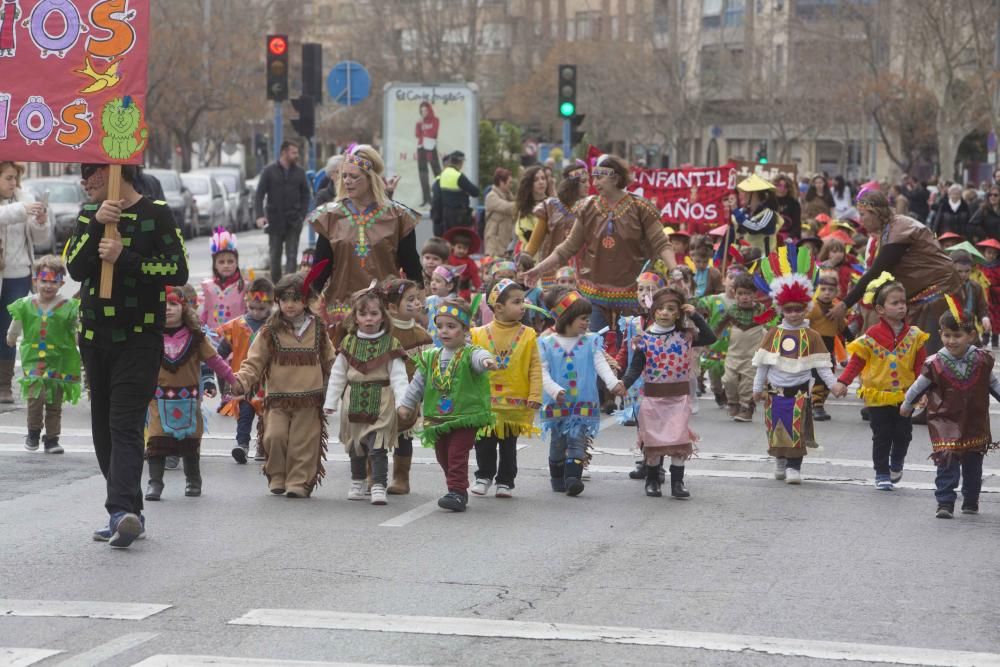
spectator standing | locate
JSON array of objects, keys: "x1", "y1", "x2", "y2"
[
  {"x1": 431, "y1": 151, "x2": 480, "y2": 237},
  {"x1": 970, "y1": 185, "x2": 1000, "y2": 241},
  {"x1": 483, "y1": 168, "x2": 516, "y2": 256},
  {"x1": 774, "y1": 175, "x2": 802, "y2": 239},
  {"x1": 254, "y1": 141, "x2": 311, "y2": 281},
  {"x1": 932, "y1": 184, "x2": 973, "y2": 240}
]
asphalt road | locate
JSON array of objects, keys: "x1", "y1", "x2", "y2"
[{"x1": 2, "y1": 227, "x2": 999, "y2": 667}]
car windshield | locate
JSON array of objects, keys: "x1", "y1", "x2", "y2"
[
  {"x1": 182, "y1": 176, "x2": 209, "y2": 195},
  {"x1": 149, "y1": 171, "x2": 181, "y2": 192},
  {"x1": 27, "y1": 182, "x2": 80, "y2": 204},
  {"x1": 208, "y1": 172, "x2": 238, "y2": 193}
]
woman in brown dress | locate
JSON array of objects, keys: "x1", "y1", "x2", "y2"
[{"x1": 307, "y1": 145, "x2": 423, "y2": 329}]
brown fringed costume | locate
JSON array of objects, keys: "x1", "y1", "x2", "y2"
[{"x1": 234, "y1": 314, "x2": 336, "y2": 496}]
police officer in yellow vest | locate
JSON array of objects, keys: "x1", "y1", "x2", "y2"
[{"x1": 431, "y1": 151, "x2": 481, "y2": 236}]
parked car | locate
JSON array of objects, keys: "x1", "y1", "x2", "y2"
[
  {"x1": 180, "y1": 172, "x2": 226, "y2": 236},
  {"x1": 145, "y1": 168, "x2": 197, "y2": 238},
  {"x1": 22, "y1": 177, "x2": 83, "y2": 254},
  {"x1": 192, "y1": 167, "x2": 250, "y2": 230}
]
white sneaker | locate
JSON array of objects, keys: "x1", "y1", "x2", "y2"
[
  {"x1": 495, "y1": 484, "x2": 513, "y2": 498},
  {"x1": 470, "y1": 478, "x2": 491, "y2": 496},
  {"x1": 774, "y1": 458, "x2": 787, "y2": 480},
  {"x1": 370, "y1": 484, "x2": 387, "y2": 505},
  {"x1": 348, "y1": 480, "x2": 367, "y2": 500},
  {"x1": 785, "y1": 467, "x2": 802, "y2": 485},
  {"x1": 889, "y1": 468, "x2": 903, "y2": 483},
  {"x1": 581, "y1": 466, "x2": 591, "y2": 481}
]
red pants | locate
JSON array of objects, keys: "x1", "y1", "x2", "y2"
[{"x1": 434, "y1": 428, "x2": 475, "y2": 493}]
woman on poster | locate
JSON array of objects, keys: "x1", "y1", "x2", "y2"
[{"x1": 415, "y1": 102, "x2": 441, "y2": 207}]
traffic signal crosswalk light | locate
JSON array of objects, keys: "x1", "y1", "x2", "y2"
[
  {"x1": 558, "y1": 64, "x2": 577, "y2": 118},
  {"x1": 291, "y1": 96, "x2": 315, "y2": 139},
  {"x1": 570, "y1": 114, "x2": 586, "y2": 147},
  {"x1": 266, "y1": 34, "x2": 289, "y2": 102}
]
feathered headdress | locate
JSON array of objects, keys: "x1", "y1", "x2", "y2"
[
  {"x1": 862, "y1": 271, "x2": 896, "y2": 306},
  {"x1": 209, "y1": 227, "x2": 237, "y2": 255},
  {"x1": 753, "y1": 240, "x2": 817, "y2": 308},
  {"x1": 944, "y1": 293, "x2": 973, "y2": 329}
]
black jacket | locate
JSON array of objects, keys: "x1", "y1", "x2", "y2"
[
  {"x1": 970, "y1": 204, "x2": 1000, "y2": 241},
  {"x1": 902, "y1": 183, "x2": 930, "y2": 222},
  {"x1": 254, "y1": 161, "x2": 311, "y2": 235},
  {"x1": 932, "y1": 199, "x2": 972, "y2": 239}
]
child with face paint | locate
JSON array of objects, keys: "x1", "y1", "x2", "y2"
[{"x1": 6, "y1": 256, "x2": 82, "y2": 454}]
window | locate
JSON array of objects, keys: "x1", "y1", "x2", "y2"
[
  {"x1": 576, "y1": 11, "x2": 601, "y2": 40},
  {"x1": 702, "y1": 0, "x2": 722, "y2": 27},
  {"x1": 566, "y1": 18, "x2": 576, "y2": 40},
  {"x1": 724, "y1": 0, "x2": 745, "y2": 26},
  {"x1": 699, "y1": 48, "x2": 721, "y2": 87},
  {"x1": 795, "y1": 0, "x2": 840, "y2": 21}
]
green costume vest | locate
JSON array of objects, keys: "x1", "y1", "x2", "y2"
[
  {"x1": 7, "y1": 296, "x2": 82, "y2": 404},
  {"x1": 415, "y1": 345, "x2": 492, "y2": 446}
]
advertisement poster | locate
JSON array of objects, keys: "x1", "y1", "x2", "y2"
[
  {"x1": 629, "y1": 164, "x2": 736, "y2": 234},
  {"x1": 0, "y1": 0, "x2": 150, "y2": 165},
  {"x1": 382, "y1": 82, "x2": 478, "y2": 212}
]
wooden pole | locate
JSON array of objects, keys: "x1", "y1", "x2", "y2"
[{"x1": 99, "y1": 164, "x2": 122, "y2": 299}]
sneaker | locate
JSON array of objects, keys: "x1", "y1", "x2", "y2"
[
  {"x1": 727, "y1": 404, "x2": 740, "y2": 418},
  {"x1": 734, "y1": 406, "x2": 753, "y2": 422},
  {"x1": 231, "y1": 445, "x2": 248, "y2": 464},
  {"x1": 24, "y1": 432, "x2": 40, "y2": 452},
  {"x1": 961, "y1": 502, "x2": 979, "y2": 515},
  {"x1": 437, "y1": 491, "x2": 467, "y2": 512},
  {"x1": 875, "y1": 477, "x2": 894, "y2": 491},
  {"x1": 93, "y1": 514, "x2": 146, "y2": 542},
  {"x1": 495, "y1": 484, "x2": 513, "y2": 498},
  {"x1": 785, "y1": 467, "x2": 801, "y2": 485},
  {"x1": 774, "y1": 458, "x2": 787, "y2": 480},
  {"x1": 165, "y1": 456, "x2": 179, "y2": 470},
  {"x1": 43, "y1": 437, "x2": 63, "y2": 454},
  {"x1": 347, "y1": 480, "x2": 367, "y2": 501},
  {"x1": 565, "y1": 478, "x2": 585, "y2": 497},
  {"x1": 936, "y1": 504, "x2": 954, "y2": 519},
  {"x1": 370, "y1": 484, "x2": 387, "y2": 505},
  {"x1": 860, "y1": 407, "x2": 870, "y2": 421},
  {"x1": 108, "y1": 511, "x2": 142, "y2": 548},
  {"x1": 470, "y1": 478, "x2": 491, "y2": 496},
  {"x1": 813, "y1": 405, "x2": 831, "y2": 421},
  {"x1": 889, "y1": 468, "x2": 903, "y2": 483}
]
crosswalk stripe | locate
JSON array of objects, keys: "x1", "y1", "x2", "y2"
[
  {"x1": 54, "y1": 633, "x2": 158, "y2": 667},
  {"x1": 379, "y1": 499, "x2": 442, "y2": 528},
  {"x1": 228, "y1": 609, "x2": 1000, "y2": 667},
  {"x1": 0, "y1": 648, "x2": 63, "y2": 666},
  {"x1": 0, "y1": 599, "x2": 171, "y2": 620},
  {"x1": 132, "y1": 656, "x2": 416, "y2": 667}
]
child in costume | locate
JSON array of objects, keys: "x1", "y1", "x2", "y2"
[
  {"x1": 901, "y1": 301, "x2": 1000, "y2": 518},
  {"x1": 622, "y1": 287, "x2": 716, "y2": 498},
  {"x1": 950, "y1": 250, "x2": 991, "y2": 345},
  {"x1": 324, "y1": 285, "x2": 409, "y2": 506},
  {"x1": 718, "y1": 272, "x2": 770, "y2": 422},
  {"x1": 470, "y1": 278, "x2": 542, "y2": 498},
  {"x1": 751, "y1": 244, "x2": 838, "y2": 484},
  {"x1": 420, "y1": 236, "x2": 451, "y2": 290},
  {"x1": 832, "y1": 274, "x2": 928, "y2": 489},
  {"x1": 807, "y1": 272, "x2": 849, "y2": 422},
  {"x1": 144, "y1": 286, "x2": 237, "y2": 500},
  {"x1": 216, "y1": 277, "x2": 274, "y2": 464},
  {"x1": 384, "y1": 277, "x2": 434, "y2": 494},
  {"x1": 976, "y1": 238, "x2": 1000, "y2": 347},
  {"x1": 398, "y1": 298, "x2": 497, "y2": 512},
  {"x1": 442, "y1": 226, "x2": 483, "y2": 300},
  {"x1": 554, "y1": 266, "x2": 577, "y2": 290},
  {"x1": 697, "y1": 265, "x2": 743, "y2": 409},
  {"x1": 425, "y1": 264, "x2": 461, "y2": 346},
  {"x1": 6, "y1": 256, "x2": 81, "y2": 454},
  {"x1": 231, "y1": 269, "x2": 336, "y2": 498},
  {"x1": 539, "y1": 288, "x2": 624, "y2": 496},
  {"x1": 817, "y1": 237, "x2": 860, "y2": 300},
  {"x1": 200, "y1": 228, "x2": 247, "y2": 330},
  {"x1": 690, "y1": 243, "x2": 724, "y2": 298},
  {"x1": 478, "y1": 259, "x2": 517, "y2": 326}
]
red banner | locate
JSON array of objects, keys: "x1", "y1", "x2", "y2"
[
  {"x1": 0, "y1": 0, "x2": 150, "y2": 165},
  {"x1": 628, "y1": 164, "x2": 736, "y2": 235}
]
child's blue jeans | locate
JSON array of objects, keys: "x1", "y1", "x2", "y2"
[
  {"x1": 934, "y1": 451, "x2": 983, "y2": 505},
  {"x1": 549, "y1": 432, "x2": 588, "y2": 466}
]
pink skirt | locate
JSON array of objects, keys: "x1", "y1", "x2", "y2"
[{"x1": 638, "y1": 394, "x2": 696, "y2": 461}]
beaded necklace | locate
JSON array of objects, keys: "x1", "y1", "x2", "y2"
[
  {"x1": 485, "y1": 323, "x2": 526, "y2": 369},
  {"x1": 596, "y1": 194, "x2": 633, "y2": 249},
  {"x1": 342, "y1": 201, "x2": 389, "y2": 267},
  {"x1": 556, "y1": 336, "x2": 586, "y2": 401},
  {"x1": 430, "y1": 346, "x2": 467, "y2": 414}
]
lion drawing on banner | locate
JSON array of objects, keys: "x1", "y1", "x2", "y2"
[{"x1": 101, "y1": 96, "x2": 145, "y2": 160}]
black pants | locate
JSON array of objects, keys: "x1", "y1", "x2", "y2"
[
  {"x1": 268, "y1": 223, "x2": 301, "y2": 282},
  {"x1": 236, "y1": 400, "x2": 256, "y2": 446},
  {"x1": 81, "y1": 339, "x2": 162, "y2": 515},
  {"x1": 474, "y1": 435, "x2": 518, "y2": 487},
  {"x1": 395, "y1": 435, "x2": 413, "y2": 457},
  {"x1": 349, "y1": 434, "x2": 389, "y2": 486},
  {"x1": 868, "y1": 405, "x2": 912, "y2": 476},
  {"x1": 417, "y1": 148, "x2": 441, "y2": 204}
]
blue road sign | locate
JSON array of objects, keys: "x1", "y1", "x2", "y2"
[{"x1": 327, "y1": 61, "x2": 371, "y2": 106}]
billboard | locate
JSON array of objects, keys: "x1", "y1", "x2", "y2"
[
  {"x1": 382, "y1": 82, "x2": 479, "y2": 212},
  {"x1": 0, "y1": 0, "x2": 150, "y2": 165}
]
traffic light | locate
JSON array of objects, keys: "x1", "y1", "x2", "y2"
[
  {"x1": 290, "y1": 95, "x2": 315, "y2": 139},
  {"x1": 756, "y1": 142, "x2": 768, "y2": 164},
  {"x1": 570, "y1": 114, "x2": 586, "y2": 147},
  {"x1": 558, "y1": 64, "x2": 577, "y2": 117},
  {"x1": 266, "y1": 34, "x2": 289, "y2": 101},
  {"x1": 302, "y1": 43, "x2": 323, "y2": 105}
]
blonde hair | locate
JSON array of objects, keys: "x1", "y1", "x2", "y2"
[
  {"x1": 337, "y1": 145, "x2": 389, "y2": 207},
  {"x1": 33, "y1": 254, "x2": 65, "y2": 275}
]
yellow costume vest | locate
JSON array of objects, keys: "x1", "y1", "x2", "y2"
[
  {"x1": 846, "y1": 326, "x2": 929, "y2": 406},
  {"x1": 471, "y1": 321, "x2": 541, "y2": 438}
]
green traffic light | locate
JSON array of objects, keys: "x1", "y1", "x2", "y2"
[
  {"x1": 559, "y1": 102, "x2": 575, "y2": 117},
  {"x1": 759, "y1": 157, "x2": 768, "y2": 164}
]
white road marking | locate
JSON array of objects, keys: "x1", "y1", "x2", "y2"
[
  {"x1": 229, "y1": 609, "x2": 1000, "y2": 667},
  {"x1": 55, "y1": 633, "x2": 158, "y2": 667},
  {"x1": 0, "y1": 599, "x2": 171, "y2": 620},
  {"x1": 0, "y1": 648, "x2": 63, "y2": 666},
  {"x1": 378, "y1": 500, "x2": 442, "y2": 528},
  {"x1": 132, "y1": 656, "x2": 415, "y2": 667}
]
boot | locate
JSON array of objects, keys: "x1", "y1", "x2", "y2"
[
  {"x1": 669, "y1": 465, "x2": 690, "y2": 499},
  {"x1": 42, "y1": 435, "x2": 63, "y2": 454},
  {"x1": 564, "y1": 458, "x2": 585, "y2": 497},
  {"x1": 549, "y1": 461, "x2": 566, "y2": 492},
  {"x1": 645, "y1": 464, "x2": 662, "y2": 497},
  {"x1": 387, "y1": 456, "x2": 412, "y2": 495},
  {"x1": 145, "y1": 457, "x2": 165, "y2": 501},
  {"x1": 183, "y1": 455, "x2": 202, "y2": 497},
  {"x1": 812, "y1": 405, "x2": 831, "y2": 421},
  {"x1": 628, "y1": 460, "x2": 647, "y2": 480},
  {"x1": 0, "y1": 360, "x2": 15, "y2": 403},
  {"x1": 24, "y1": 429, "x2": 40, "y2": 451}
]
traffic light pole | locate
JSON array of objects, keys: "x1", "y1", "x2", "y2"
[
  {"x1": 273, "y1": 101, "x2": 283, "y2": 166},
  {"x1": 562, "y1": 118, "x2": 571, "y2": 163}
]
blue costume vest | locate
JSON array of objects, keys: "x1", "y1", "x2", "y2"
[{"x1": 538, "y1": 333, "x2": 603, "y2": 439}]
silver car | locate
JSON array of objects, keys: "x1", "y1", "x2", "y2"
[
  {"x1": 180, "y1": 172, "x2": 226, "y2": 236},
  {"x1": 22, "y1": 177, "x2": 82, "y2": 254},
  {"x1": 146, "y1": 168, "x2": 197, "y2": 238},
  {"x1": 192, "y1": 167, "x2": 250, "y2": 231}
]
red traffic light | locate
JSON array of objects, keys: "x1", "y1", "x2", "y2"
[{"x1": 268, "y1": 36, "x2": 288, "y2": 56}]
